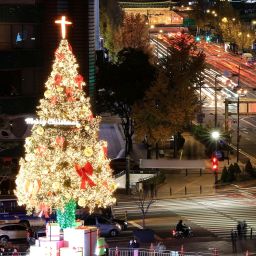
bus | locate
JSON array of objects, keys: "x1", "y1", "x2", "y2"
[{"x1": 0, "y1": 195, "x2": 46, "y2": 227}]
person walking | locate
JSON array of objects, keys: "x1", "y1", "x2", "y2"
[
  {"x1": 242, "y1": 220, "x2": 248, "y2": 239},
  {"x1": 237, "y1": 221, "x2": 242, "y2": 239},
  {"x1": 231, "y1": 229, "x2": 237, "y2": 253}
]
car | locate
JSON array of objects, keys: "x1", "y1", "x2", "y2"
[
  {"x1": 109, "y1": 157, "x2": 139, "y2": 173},
  {"x1": 0, "y1": 223, "x2": 27, "y2": 242},
  {"x1": 110, "y1": 218, "x2": 128, "y2": 231},
  {"x1": 79, "y1": 214, "x2": 121, "y2": 237}
]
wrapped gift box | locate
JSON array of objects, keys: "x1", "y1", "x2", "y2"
[
  {"x1": 46, "y1": 222, "x2": 61, "y2": 240},
  {"x1": 60, "y1": 247, "x2": 83, "y2": 256},
  {"x1": 38, "y1": 237, "x2": 64, "y2": 249},
  {"x1": 30, "y1": 245, "x2": 60, "y2": 256},
  {"x1": 64, "y1": 226, "x2": 97, "y2": 256}
]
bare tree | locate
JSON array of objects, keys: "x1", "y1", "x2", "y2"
[{"x1": 133, "y1": 188, "x2": 155, "y2": 229}]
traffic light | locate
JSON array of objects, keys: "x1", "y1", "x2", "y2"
[
  {"x1": 206, "y1": 35, "x2": 211, "y2": 42},
  {"x1": 195, "y1": 36, "x2": 200, "y2": 42},
  {"x1": 211, "y1": 156, "x2": 218, "y2": 171}
]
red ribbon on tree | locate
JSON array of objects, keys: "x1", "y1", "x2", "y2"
[
  {"x1": 65, "y1": 87, "x2": 75, "y2": 102},
  {"x1": 56, "y1": 136, "x2": 65, "y2": 147},
  {"x1": 36, "y1": 145, "x2": 47, "y2": 156},
  {"x1": 54, "y1": 74, "x2": 62, "y2": 86},
  {"x1": 68, "y1": 43, "x2": 73, "y2": 52},
  {"x1": 75, "y1": 75, "x2": 84, "y2": 90},
  {"x1": 75, "y1": 162, "x2": 96, "y2": 189},
  {"x1": 50, "y1": 96, "x2": 58, "y2": 105},
  {"x1": 103, "y1": 146, "x2": 107, "y2": 157},
  {"x1": 55, "y1": 52, "x2": 65, "y2": 61},
  {"x1": 39, "y1": 203, "x2": 50, "y2": 218}
]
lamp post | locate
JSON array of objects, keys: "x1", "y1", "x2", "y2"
[
  {"x1": 211, "y1": 130, "x2": 220, "y2": 185},
  {"x1": 214, "y1": 74, "x2": 221, "y2": 128}
]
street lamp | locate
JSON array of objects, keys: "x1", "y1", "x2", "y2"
[
  {"x1": 211, "y1": 130, "x2": 220, "y2": 184},
  {"x1": 211, "y1": 130, "x2": 220, "y2": 152},
  {"x1": 235, "y1": 88, "x2": 247, "y2": 163}
]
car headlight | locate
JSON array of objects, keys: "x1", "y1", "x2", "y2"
[
  {"x1": 124, "y1": 222, "x2": 128, "y2": 226},
  {"x1": 116, "y1": 223, "x2": 121, "y2": 230}
]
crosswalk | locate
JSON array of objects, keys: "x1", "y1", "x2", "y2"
[{"x1": 112, "y1": 192, "x2": 256, "y2": 239}]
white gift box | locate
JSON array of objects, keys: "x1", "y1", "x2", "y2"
[
  {"x1": 64, "y1": 226, "x2": 98, "y2": 256},
  {"x1": 46, "y1": 222, "x2": 61, "y2": 239}
]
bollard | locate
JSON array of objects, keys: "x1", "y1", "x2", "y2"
[
  {"x1": 200, "y1": 185, "x2": 202, "y2": 194},
  {"x1": 185, "y1": 186, "x2": 187, "y2": 195},
  {"x1": 250, "y1": 228, "x2": 252, "y2": 239},
  {"x1": 180, "y1": 244, "x2": 184, "y2": 256},
  {"x1": 212, "y1": 248, "x2": 218, "y2": 256},
  {"x1": 115, "y1": 246, "x2": 119, "y2": 256},
  {"x1": 170, "y1": 187, "x2": 172, "y2": 196}
]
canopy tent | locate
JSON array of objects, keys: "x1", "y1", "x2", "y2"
[{"x1": 139, "y1": 159, "x2": 205, "y2": 169}]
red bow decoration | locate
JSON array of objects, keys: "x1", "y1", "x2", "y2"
[
  {"x1": 75, "y1": 162, "x2": 96, "y2": 189},
  {"x1": 103, "y1": 146, "x2": 108, "y2": 157},
  {"x1": 39, "y1": 203, "x2": 50, "y2": 218},
  {"x1": 88, "y1": 114, "x2": 94, "y2": 122},
  {"x1": 68, "y1": 43, "x2": 73, "y2": 52},
  {"x1": 56, "y1": 136, "x2": 65, "y2": 147},
  {"x1": 54, "y1": 74, "x2": 62, "y2": 86},
  {"x1": 75, "y1": 75, "x2": 84, "y2": 90},
  {"x1": 65, "y1": 87, "x2": 75, "y2": 102},
  {"x1": 50, "y1": 96, "x2": 58, "y2": 105},
  {"x1": 55, "y1": 52, "x2": 65, "y2": 61},
  {"x1": 36, "y1": 145, "x2": 47, "y2": 156}
]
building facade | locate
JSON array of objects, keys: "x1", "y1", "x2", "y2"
[{"x1": 0, "y1": 0, "x2": 97, "y2": 115}]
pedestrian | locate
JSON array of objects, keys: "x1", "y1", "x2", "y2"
[
  {"x1": 231, "y1": 229, "x2": 237, "y2": 253},
  {"x1": 134, "y1": 239, "x2": 140, "y2": 249},
  {"x1": 12, "y1": 248, "x2": 19, "y2": 256},
  {"x1": 242, "y1": 220, "x2": 248, "y2": 239},
  {"x1": 156, "y1": 242, "x2": 166, "y2": 253},
  {"x1": 0, "y1": 247, "x2": 5, "y2": 256},
  {"x1": 128, "y1": 240, "x2": 133, "y2": 256},
  {"x1": 237, "y1": 221, "x2": 242, "y2": 239}
]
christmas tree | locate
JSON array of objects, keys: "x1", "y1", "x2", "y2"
[{"x1": 15, "y1": 17, "x2": 116, "y2": 228}]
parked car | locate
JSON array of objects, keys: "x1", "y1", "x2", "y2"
[
  {"x1": 79, "y1": 214, "x2": 121, "y2": 237},
  {"x1": 0, "y1": 223, "x2": 27, "y2": 242},
  {"x1": 110, "y1": 157, "x2": 139, "y2": 173}
]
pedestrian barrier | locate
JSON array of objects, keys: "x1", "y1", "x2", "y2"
[{"x1": 109, "y1": 247, "x2": 215, "y2": 256}]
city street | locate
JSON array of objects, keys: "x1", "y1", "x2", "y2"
[{"x1": 106, "y1": 188, "x2": 256, "y2": 254}]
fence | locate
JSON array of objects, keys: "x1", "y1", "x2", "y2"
[{"x1": 109, "y1": 247, "x2": 217, "y2": 256}]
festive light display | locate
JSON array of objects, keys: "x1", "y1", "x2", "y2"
[{"x1": 15, "y1": 22, "x2": 116, "y2": 227}]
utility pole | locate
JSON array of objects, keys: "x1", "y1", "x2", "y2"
[
  {"x1": 126, "y1": 154, "x2": 130, "y2": 195},
  {"x1": 236, "y1": 65, "x2": 241, "y2": 163},
  {"x1": 214, "y1": 74, "x2": 221, "y2": 128}
]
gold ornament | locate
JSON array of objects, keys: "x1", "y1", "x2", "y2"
[
  {"x1": 25, "y1": 153, "x2": 35, "y2": 162},
  {"x1": 83, "y1": 147, "x2": 93, "y2": 157},
  {"x1": 78, "y1": 197, "x2": 86, "y2": 207},
  {"x1": 57, "y1": 87, "x2": 64, "y2": 92},
  {"x1": 44, "y1": 90, "x2": 52, "y2": 98},
  {"x1": 36, "y1": 126, "x2": 44, "y2": 135},
  {"x1": 52, "y1": 182, "x2": 61, "y2": 192}
]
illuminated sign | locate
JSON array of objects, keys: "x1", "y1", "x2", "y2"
[{"x1": 25, "y1": 118, "x2": 80, "y2": 126}]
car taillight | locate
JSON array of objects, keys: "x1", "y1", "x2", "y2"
[{"x1": 172, "y1": 230, "x2": 176, "y2": 236}]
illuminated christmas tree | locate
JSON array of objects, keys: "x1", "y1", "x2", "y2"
[{"x1": 15, "y1": 17, "x2": 116, "y2": 228}]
